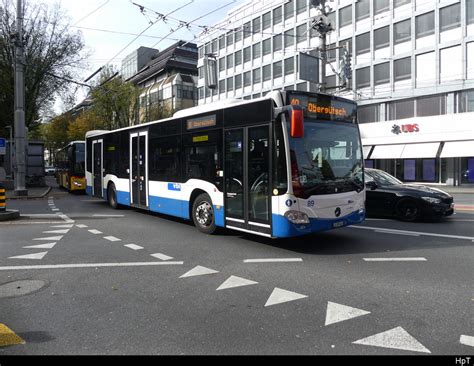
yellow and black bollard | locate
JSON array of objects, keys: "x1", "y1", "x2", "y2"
[{"x1": 0, "y1": 183, "x2": 5, "y2": 212}]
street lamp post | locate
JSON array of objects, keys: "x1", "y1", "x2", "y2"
[{"x1": 13, "y1": 0, "x2": 27, "y2": 196}]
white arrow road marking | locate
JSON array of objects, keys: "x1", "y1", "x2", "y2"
[
  {"x1": 150, "y1": 253, "x2": 174, "y2": 261},
  {"x1": 264, "y1": 288, "x2": 308, "y2": 307},
  {"x1": 50, "y1": 224, "x2": 74, "y2": 228},
  {"x1": 179, "y1": 265, "x2": 219, "y2": 278},
  {"x1": 216, "y1": 275, "x2": 258, "y2": 291},
  {"x1": 23, "y1": 242, "x2": 57, "y2": 249},
  {"x1": 33, "y1": 236, "x2": 63, "y2": 241},
  {"x1": 9, "y1": 252, "x2": 49, "y2": 260},
  {"x1": 325, "y1": 302, "x2": 371, "y2": 326},
  {"x1": 43, "y1": 229, "x2": 70, "y2": 234},
  {"x1": 353, "y1": 326, "x2": 431, "y2": 354},
  {"x1": 460, "y1": 335, "x2": 474, "y2": 347},
  {"x1": 124, "y1": 244, "x2": 144, "y2": 250},
  {"x1": 88, "y1": 229, "x2": 103, "y2": 234}
]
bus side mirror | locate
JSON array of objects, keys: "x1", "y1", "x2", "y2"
[{"x1": 290, "y1": 107, "x2": 304, "y2": 138}]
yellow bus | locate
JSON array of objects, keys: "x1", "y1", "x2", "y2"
[{"x1": 55, "y1": 141, "x2": 86, "y2": 192}]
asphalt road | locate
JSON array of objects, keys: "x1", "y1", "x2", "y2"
[{"x1": 0, "y1": 184, "x2": 473, "y2": 356}]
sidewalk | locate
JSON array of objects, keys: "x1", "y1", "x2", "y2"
[{"x1": 5, "y1": 185, "x2": 52, "y2": 200}]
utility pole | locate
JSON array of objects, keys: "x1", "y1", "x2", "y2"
[
  {"x1": 310, "y1": 0, "x2": 334, "y2": 93},
  {"x1": 13, "y1": 0, "x2": 27, "y2": 196}
]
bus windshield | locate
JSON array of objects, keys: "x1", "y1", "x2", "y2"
[
  {"x1": 289, "y1": 119, "x2": 363, "y2": 198},
  {"x1": 74, "y1": 143, "x2": 85, "y2": 175}
]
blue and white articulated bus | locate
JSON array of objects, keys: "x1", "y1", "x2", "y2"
[{"x1": 85, "y1": 90, "x2": 365, "y2": 238}]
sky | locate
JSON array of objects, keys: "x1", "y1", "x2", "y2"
[{"x1": 38, "y1": 0, "x2": 248, "y2": 111}]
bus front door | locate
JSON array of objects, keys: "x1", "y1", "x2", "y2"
[
  {"x1": 92, "y1": 139, "x2": 103, "y2": 198},
  {"x1": 130, "y1": 131, "x2": 148, "y2": 209},
  {"x1": 224, "y1": 125, "x2": 271, "y2": 237}
]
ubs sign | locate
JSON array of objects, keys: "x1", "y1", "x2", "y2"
[{"x1": 391, "y1": 123, "x2": 420, "y2": 135}]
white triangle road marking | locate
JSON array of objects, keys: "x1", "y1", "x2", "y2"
[
  {"x1": 179, "y1": 265, "x2": 219, "y2": 278},
  {"x1": 150, "y1": 253, "x2": 174, "y2": 261},
  {"x1": 9, "y1": 252, "x2": 48, "y2": 260},
  {"x1": 124, "y1": 244, "x2": 144, "y2": 250},
  {"x1": 43, "y1": 229, "x2": 69, "y2": 234},
  {"x1": 353, "y1": 326, "x2": 431, "y2": 354},
  {"x1": 216, "y1": 275, "x2": 258, "y2": 291},
  {"x1": 460, "y1": 335, "x2": 474, "y2": 347},
  {"x1": 88, "y1": 229, "x2": 103, "y2": 235},
  {"x1": 325, "y1": 302, "x2": 371, "y2": 326},
  {"x1": 103, "y1": 236, "x2": 121, "y2": 242},
  {"x1": 23, "y1": 242, "x2": 57, "y2": 249},
  {"x1": 33, "y1": 236, "x2": 63, "y2": 241},
  {"x1": 264, "y1": 288, "x2": 308, "y2": 307},
  {"x1": 50, "y1": 224, "x2": 74, "y2": 228},
  {"x1": 75, "y1": 224, "x2": 88, "y2": 228}
]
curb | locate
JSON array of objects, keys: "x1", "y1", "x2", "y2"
[
  {"x1": 0, "y1": 210, "x2": 20, "y2": 221},
  {"x1": 7, "y1": 186, "x2": 52, "y2": 200}
]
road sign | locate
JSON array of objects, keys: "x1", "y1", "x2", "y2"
[{"x1": 0, "y1": 138, "x2": 6, "y2": 155}]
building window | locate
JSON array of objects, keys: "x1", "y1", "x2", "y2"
[
  {"x1": 296, "y1": 24, "x2": 306, "y2": 43},
  {"x1": 356, "y1": 0, "x2": 370, "y2": 22},
  {"x1": 273, "y1": 61, "x2": 283, "y2": 78},
  {"x1": 243, "y1": 22, "x2": 251, "y2": 38},
  {"x1": 296, "y1": 0, "x2": 306, "y2": 15},
  {"x1": 394, "y1": 19, "x2": 411, "y2": 45},
  {"x1": 374, "y1": 62, "x2": 390, "y2": 85},
  {"x1": 457, "y1": 90, "x2": 474, "y2": 113},
  {"x1": 416, "y1": 11, "x2": 434, "y2": 39},
  {"x1": 273, "y1": 6, "x2": 282, "y2": 25},
  {"x1": 358, "y1": 104, "x2": 379, "y2": 123},
  {"x1": 394, "y1": 0, "x2": 410, "y2": 8},
  {"x1": 263, "y1": 12, "x2": 271, "y2": 30},
  {"x1": 219, "y1": 58, "x2": 225, "y2": 72},
  {"x1": 219, "y1": 79, "x2": 225, "y2": 94},
  {"x1": 235, "y1": 50, "x2": 242, "y2": 66},
  {"x1": 227, "y1": 54, "x2": 233, "y2": 69},
  {"x1": 226, "y1": 31, "x2": 234, "y2": 47},
  {"x1": 388, "y1": 99, "x2": 415, "y2": 120},
  {"x1": 219, "y1": 36, "x2": 225, "y2": 50},
  {"x1": 356, "y1": 67, "x2": 370, "y2": 89},
  {"x1": 468, "y1": 0, "x2": 474, "y2": 25},
  {"x1": 253, "y1": 68, "x2": 261, "y2": 84},
  {"x1": 339, "y1": 5, "x2": 352, "y2": 28},
  {"x1": 284, "y1": 57, "x2": 294, "y2": 75},
  {"x1": 244, "y1": 71, "x2": 251, "y2": 87},
  {"x1": 374, "y1": 0, "x2": 389, "y2": 15},
  {"x1": 243, "y1": 46, "x2": 251, "y2": 63},
  {"x1": 416, "y1": 95, "x2": 446, "y2": 117},
  {"x1": 394, "y1": 57, "x2": 411, "y2": 82},
  {"x1": 440, "y1": 3, "x2": 461, "y2": 32},
  {"x1": 284, "y1": 29, "x2": 295, "y2": 48},
  {"x1": 227, "y1": 77, "x2": 233, "y2": 92},
  {"x1": 356, "y1": 32, "x2": 370, "y2": 55},
  {"x1": 235, "y1": 74, "x2": 242, "y2": 89},
  {"x1": 262, "y1": 38, "x2": 271, "y2": 56},
  {"x1": 252, "y1": 17, "x2": 261, "y2": 35},
  {"x1": 253, "y1": 43, "x2": 261, "y2": 59},
  {"x1": 263, "y1": 64, "x2": 271, "y2": 81},
  {"x1": 235, "y1": 27, "x2": 242, "y2": 42},
  {"x1": 284, "y1": 1, "x2": 294, "y2": 20},
  {"x1": 374, "y1": 26, "x2": 390, "y2": 50},
  {"x1": 273, "y1": 34, "x2": 283, "y2": 52}
]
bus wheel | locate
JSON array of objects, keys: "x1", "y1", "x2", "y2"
[
  {"x1": 192, "y1": 193, "x2": 216, "y2": 234},
  {"x1": 107, "y1": 183, "x2": 118, "y2": 209}
]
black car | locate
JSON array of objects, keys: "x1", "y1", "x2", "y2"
[{"x1": 364, "y1": 168, "x2": 454, "y2": 221}]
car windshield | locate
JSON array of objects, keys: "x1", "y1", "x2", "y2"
[
  {"x1": 367, "y1": 170, "x2": 402, "y2": 186},
  {"x1": 288, "y1": 119, "x2": 364, "y2": 198}
]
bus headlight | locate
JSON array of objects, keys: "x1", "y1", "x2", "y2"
[
  {"x1": 73, "y1": 181, "x2": 83, "y2": 187},
  {"x1": 285, "y1": 210, "x2": 310, "y2": 224}
]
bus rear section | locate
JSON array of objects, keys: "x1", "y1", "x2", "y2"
[
  {"x1": 55, "y1": 141, "x2": 86, "y2": 192},
  {"x1": 85, "y1": 91, "x2": 365, "y2": 238}
]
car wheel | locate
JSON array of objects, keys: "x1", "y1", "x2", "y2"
[
  {"x1": 395, "y1": 198, "x2": 420, "y2": 222},
  {"x1": 192, "y1": 193, "x2": 216, "y2": 234},
  {"x1": 107, "y1": 183, "x2": 118, "y2": 209}
]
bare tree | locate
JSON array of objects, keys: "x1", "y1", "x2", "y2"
[{"x1": 0, "y1": 0, "x2": 87, "y2": 136}]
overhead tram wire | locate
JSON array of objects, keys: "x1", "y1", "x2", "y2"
[{"x1": 71, "y1": 0, "x2": 110, "y2": 27}]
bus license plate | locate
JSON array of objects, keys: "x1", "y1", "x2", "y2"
[{"x1": 333, "y1": 221, "x2": 345, "y2": 228}]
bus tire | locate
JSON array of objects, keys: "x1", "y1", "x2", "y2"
[
  {"x1": 107, "y1": 183, "x2": 118, "y2": 209},
  {"x1": 192, "y1": 193, "x2": 216, "y2": 234}
]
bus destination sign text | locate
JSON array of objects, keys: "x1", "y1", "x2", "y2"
[{"x1": 187, "y1": 115, "x2": 217, "y2": 130}]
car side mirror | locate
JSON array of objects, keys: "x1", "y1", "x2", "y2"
[{"x1": 366, "y1": 181, "x2": 377, "y2": 190}]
